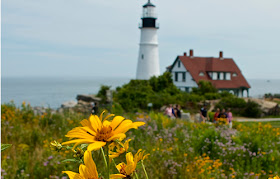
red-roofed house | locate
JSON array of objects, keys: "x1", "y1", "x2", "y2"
[{"x1": 167, "y1": 49, "x2": 250, "y2": 97}]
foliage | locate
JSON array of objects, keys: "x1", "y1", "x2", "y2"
[
  {"x1": 114, "y1": 80, "x2": 155, "y2": 111},
  {"x1": 215, "y1": 96, "x2": 262, "y2": 118},
  {"x1": 97, "y1": 85, "x2": 111, "y2": 104},
  {"x1": 215, "y1": 96, "x2": 247, "y2": 115},
  {"x1": 192, "y1": 80, "x2": 218, "y2": 95},
  {"x1": 114, "y1": 72, "x2": 183, "y2": 111},
  {"x1": 242, "y1": 100, "x2": 262, "y2": 118},
  {"x1": 265, "y1": 93, "x2": 280, "y2": 99},
  {"x1": 1, "y1": 144, "x2": 12, "y2": 151}
]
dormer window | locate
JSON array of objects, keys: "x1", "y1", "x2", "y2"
[
  {"x1": 233, "y1": 73, "x2": 237, "y2": 77},
  {"x1": 199, "y1": 72, "x2": 204, "y2": 76}
]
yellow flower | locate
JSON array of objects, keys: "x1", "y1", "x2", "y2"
[
  {"x1": 134, "y1": 149, "x2": 150, "y2": 163},
  {"x1": 110, "y1": 152, "x2": 136, "y2": 178},
  {"x1": 62, "y1": 111, "x2": 145, "y2": 151},
  {"x1": 111, "y1": 150, "x2": 149, "y2": 178},
  {"x1": 63, "y1": 150, "x2": 99, "y2": 179},
  {"x1": 109, "y1": 139, "x2": 131, "y2": 159}
]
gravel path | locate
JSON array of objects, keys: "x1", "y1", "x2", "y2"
[{"x1": 234, "y1": 118, "x2": 280, "y2": 122}]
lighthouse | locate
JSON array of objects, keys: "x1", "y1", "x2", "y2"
[{"x1": 136, "y1": 0, "x2": 160, "y2": 80}]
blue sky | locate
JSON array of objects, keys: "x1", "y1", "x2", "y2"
[{"x1": 2, "y1": 0, "x2": 280, "y2": 79}]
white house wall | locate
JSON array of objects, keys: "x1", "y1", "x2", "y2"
[{"x1": 171, "y1": 59, "x2": 198, "y2": 91}]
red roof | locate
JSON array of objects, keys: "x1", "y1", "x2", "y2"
[{"x1": 173, "y1": 55, "x2": 250, "y2": 89}]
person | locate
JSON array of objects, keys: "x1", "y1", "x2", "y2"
[
  {"x1": 200, "y1": 105, "x2": 209, "y2": 123},
  {"x1": 213, "y1": 108, "x2": 220, "y2": 123},
  {"x1": 227, "y1": 108, "x2": 233, "y2": 128},
  {"x1": 218, "y1": 108, "x2": 228, "y2": 119},
  {"x1": 91, "y1": 102, "x2": 98, "y2": 115},
  {"x1": 165, "y1": 104, "x2": 175, "y2": 119},
  {"x1": 174, "y1": 104, "x2": 182, "y2": 119}
]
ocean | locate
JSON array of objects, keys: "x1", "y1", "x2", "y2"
[{"x1": 1, "y1": 77, "x2": 280, "y2": 109}]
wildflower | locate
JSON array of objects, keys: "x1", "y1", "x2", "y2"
[
  {"x1": 50, "y1": 140, "x2": 63, "y2": 151},
  {"x1": 110, "y1": 152, "x2": 137, "y2": 178},
  {"x1": 63, "y1": 150, "x2": 99, "y2": 179},
  {"x1": 109, "y1": 139, "x2": 131, "y2": 159},
  {"x1": 62, "y1": 111, "x2": 145, "y2": 151},
  {"x1": 134, "y1": 149, "x2": 150, "y2": 163}
]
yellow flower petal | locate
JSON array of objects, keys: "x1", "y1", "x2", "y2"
[
  {"x1": 103, "y1": 114, "x2": 115, "y2": 121},
  {"x1": 108, "y1": 133, "x2": 126, "y2": 141},
  {"x1": 103, "y1": 120, "x2": 111, "y2": 127},
  {"x1": 62, "y1": 171, "x2": 83, "y2": 179},
  {"x1": 110, "y1": 116, "x2": 126, "y2": 130},
  {"x1": 89, "y1": 115, "x2": 102, "y2": 131},
  {"x1": 84, "y1": 150, "x2": 98, "y2": 178},
  {"x1": 79, "y1": 164, "x2": 90, "y2": 178},
  {"x1": 110, "y1": 174, "x2": 126, "y2": 178},
  {"x1": 87, "y1": 141, "x2": 106, "y2": 151}
]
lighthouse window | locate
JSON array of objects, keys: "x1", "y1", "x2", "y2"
[{"x1": 141, "y1": 54, "x2": 144, "y2": 59}]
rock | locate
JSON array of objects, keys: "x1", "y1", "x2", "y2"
[
  {"x1": 61, "y1": 100, "x2": 77, "y2": 108},
  {"x1": 243, "y1": 98, "x2": 278, "y2": 114},
  {"x1": 76, "y1": 94, "x2": 101, "y2": 103},
  {"x1": 181, "y1": 112, "x2": 191, "y2": 121}
]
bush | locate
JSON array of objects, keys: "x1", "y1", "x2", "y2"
[
  {"x1": 242, "y1": 100, "x2": 262, "y2": 118},
  {"x1": 215, "y1": 96, "x2": 246, "y2": 115},
  {"x1": 97, "y1": 85, "x2": 111, "y2": 104},
  {"x1": 192, "y1": 80, "x2": 218, "y2": 95}
]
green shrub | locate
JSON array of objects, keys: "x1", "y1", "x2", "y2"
[{"x1": 242, "y1": 100, "x2": 262, "y2": 118}]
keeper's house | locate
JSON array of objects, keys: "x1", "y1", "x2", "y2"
[{"x1": 167, "y1": 49, "x2": 250, "y2": 97}]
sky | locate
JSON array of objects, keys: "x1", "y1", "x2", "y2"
[{"x1": 2, "y1": 0, "x2": 280, "y2": 79}]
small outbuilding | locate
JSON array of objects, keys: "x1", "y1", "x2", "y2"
[{"x1": 167, "y1": 49, "x2": 250, "y2": 97}]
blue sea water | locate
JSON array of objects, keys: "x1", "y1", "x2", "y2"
[{"x1": 1, "y1": 77, "x2": 280, "y2": 109}]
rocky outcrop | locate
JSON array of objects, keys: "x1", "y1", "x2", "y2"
[
  {"x1": 58, "y1": 94, "x2": 101, "y2": 114},
  {"x1": 243, "y1": 98, "x2": 279, "y2": 115},
  {"x1": 76, "y1": 94, "x2": 101, "y2": 103}
]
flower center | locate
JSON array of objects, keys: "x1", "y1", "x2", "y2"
[{"x1": 95, "y1": 126, "x2": 113, "y2": 142}]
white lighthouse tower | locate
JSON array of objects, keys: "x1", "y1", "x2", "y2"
[{"x1": 136, "y1": 0, "x2": 160, "y2": 80}]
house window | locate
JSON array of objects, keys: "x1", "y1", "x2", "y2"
[
  {"x1": 182, "y1": 72, "x2": 186, "y2": 81},
  {"x1": 226, "y1": 72, "x2": 231, "y2": 80},
  {"x1": 199, "y1": 72, "x2": 204, "y2": 76},
  {"x1": 233, "y1": 73, "x2": 237, "y2": 77},
  {"x1": 217, "y1": 72, "x2": 220, "y2": 80},
  {"x1": 175, "y1": 72, "x2": 178, "y2": 81},
  {"x1": 178, "y1": 61, "x2": 181, "y2": 68},
  {"x1": 141, "y1": 54, "x2": 144, "y2": 59}
]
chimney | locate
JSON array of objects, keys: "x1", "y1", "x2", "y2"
[
  {"x1": 189, "y1": 49, "x2": 193, "y2": 57},
  {"x1": 219, "y1": 51, "x2": 223, "y2": 59},
  {"x1": 183, "y1": 52, "x2": 187, "y2": 56}
]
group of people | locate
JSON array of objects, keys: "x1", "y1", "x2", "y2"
[
  {"x1": 200, "y1": 105, "x2": 233, "y2": 128},
  {"x1": 164, "y1": 104, "x2": 182, "y2": 119}
]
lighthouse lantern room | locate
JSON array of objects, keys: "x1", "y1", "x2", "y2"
[{"x1": 136, "y1": 0, "x2": 160, "y2": 80}]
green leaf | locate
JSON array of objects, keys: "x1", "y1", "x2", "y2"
[
  {"x1": 1, "y1": 144, "x2": 12, "y2": 151},
  {"x1": 61, "y1": 158, "x2": 80, "y2": 163}
]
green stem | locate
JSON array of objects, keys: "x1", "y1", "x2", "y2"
[
  {"x1": 135, "y1": 171, "x2": 139, "y2": 179},
  {"x1": 101, "y1": 147, "x2": 108, "y2": 168},
  {"x1": 141, "y1": 160, "x2": 149, "y2": 179},
  {"x1": 107, "y1": 146, "x2": 110, "y2": 179},
  {"x1": 112, "y1": 158, "x2": 117, "y2": 168}
]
